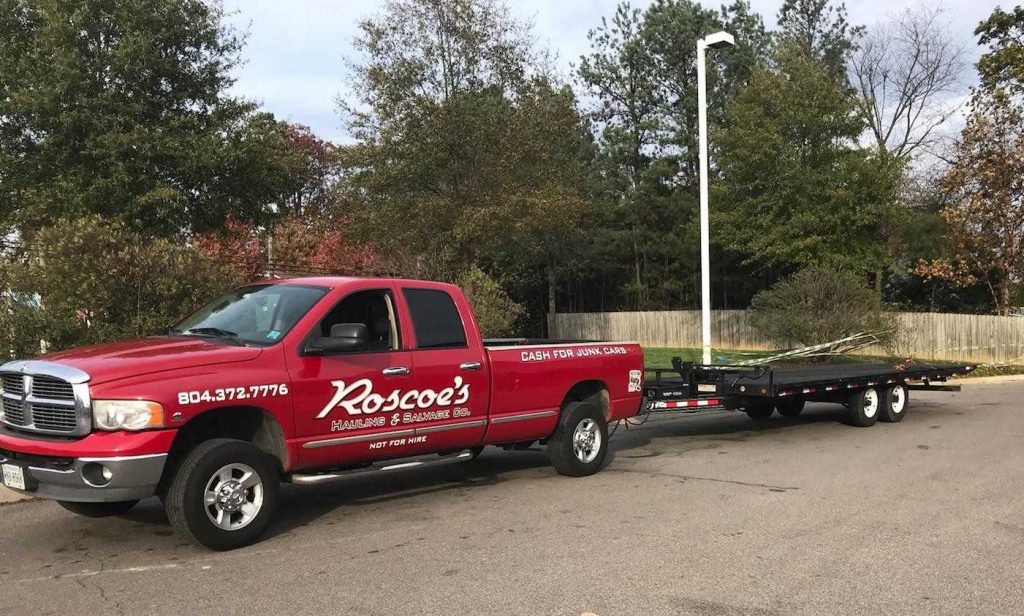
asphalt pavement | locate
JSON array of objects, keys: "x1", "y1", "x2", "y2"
[{"x1": 1, "y1": 382, "x2": 1022, "y2": 615}]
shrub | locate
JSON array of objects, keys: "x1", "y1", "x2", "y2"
[
  {"x1": 749, "y1": 266, "x2": 896, "y2": 349},
  {"x1": 0, "y1": 216, "x2": 245, "y2": 359},
  {"x1": 457, "y1": 266, "x2": 524, "y2": 338}
]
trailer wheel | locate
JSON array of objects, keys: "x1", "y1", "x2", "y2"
[
  {"x1": 776, "y1": 397, "x2": 805, "y2": 418},
  {"x1": 879, "y1": 384, "x2": 909, "y2": 423},
  {"x1": 547, "y1": 401, "x2": 608, "y2": 477},
  {"x1": 744, "y1": 400, "x2": 775, "y2": 421},
  {"x1": 847, "y1": 388, "x2": 880, "y2": 427},
  {"x1": 166, "y1": 438, "x2": 280, "y2": 551}
]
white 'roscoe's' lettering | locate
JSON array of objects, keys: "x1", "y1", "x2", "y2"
[{"x1": 316, "y1": 377, "x2": 470, "y2": 419}]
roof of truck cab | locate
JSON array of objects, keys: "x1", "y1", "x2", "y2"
[{"x1": 254, "y1": 276, "x2": 452, "y2": 289}]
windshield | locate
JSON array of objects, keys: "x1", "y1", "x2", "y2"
[{"x1": 171, "y1": 284, "x2": 328, "y2": 346}]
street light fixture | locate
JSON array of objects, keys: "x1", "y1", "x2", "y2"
[{"x1": 696, "y1": 30, "x2": 734, "y2": 365}]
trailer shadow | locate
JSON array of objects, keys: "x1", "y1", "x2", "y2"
[
  {"x1": 606, "y1": 397, "x2": 955, "y2": 464},
  {"x1": 608, "y1": 403, "x2": 902, "y2": 459}
]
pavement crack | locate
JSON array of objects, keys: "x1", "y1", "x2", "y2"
[{"x1": 608, "y1": 467, "x2": 800, "y2": 491}]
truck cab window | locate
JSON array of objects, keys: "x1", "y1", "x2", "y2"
[
  {"x1": 403, "y1": 288, "x2": 467, "y2": 349},
  {"x1": 317, "y1": 289, "x2": 400, "y2": 352},
  {"x1": 172, "y1": 284, "x2": 327, "y2": 346}
]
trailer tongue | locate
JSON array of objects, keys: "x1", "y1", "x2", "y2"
[{"x1": 642, "y1": 359, "x2": 974, "y2": 426}]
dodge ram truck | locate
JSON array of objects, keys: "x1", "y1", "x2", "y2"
[{"x1": 0, "y1": 277, "x2": 644, "y2": 549}]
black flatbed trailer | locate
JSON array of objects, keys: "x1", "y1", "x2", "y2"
[{"x1": 642, "y1": 358, "x2": 975, "y2": 426}]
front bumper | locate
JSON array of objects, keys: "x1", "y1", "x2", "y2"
[
  {"x1": 0, "y1": 450, "x2": 167, "y2": 502},
  {"x1": 0, "y1": 429, "x2": 176, "y2": 503}
]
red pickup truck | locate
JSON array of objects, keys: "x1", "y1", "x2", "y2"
[{"x1": 0, "y1": 277, "x2": 643, "y2": 549}]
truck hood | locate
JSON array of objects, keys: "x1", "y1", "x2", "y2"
[{"x1": 41, "y1": 337, "x2": 263, "y2": 385}]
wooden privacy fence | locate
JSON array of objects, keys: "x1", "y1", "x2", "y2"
[{"x1": 549, "y1": 310, "x2": 1024, "y2": 364}]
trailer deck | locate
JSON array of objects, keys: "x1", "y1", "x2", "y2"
[{"x1": 641, "y1": 358, "x2": 974, "y2": 424}]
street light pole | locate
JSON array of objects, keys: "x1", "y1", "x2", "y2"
[{"x1": 696, "y1": 31, "x2": 734, "y2": 366}]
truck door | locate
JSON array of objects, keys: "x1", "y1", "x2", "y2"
[
  {"x1": 288, "y1": 285, "x2": 416, "y2": 467},
  {"x1": 396, "y1": 286, "x2": 488, "y2": 454}
]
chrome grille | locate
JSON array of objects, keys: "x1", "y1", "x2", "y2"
[
  {"x1": 1, "y1": 374, "x2": 22, "y2": 395},
  {"x1": 30, "y1": 402, "x2": 79, "y2": 431},
  {"x1": 2, "y1": 396, "x2": 26, "y2": 426},
  {"x1": 0, "y1": 361, "x2": 91, "y2": 436},
  {"x1": 31, "y1": 376, "x2": 75, "y2": 401}
]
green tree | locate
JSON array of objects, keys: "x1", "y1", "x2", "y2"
[
  {"x1": 715, "y1": 43, "x2": 901, "y2": 277},
  {"x1": 578, "y1": 4, "x2": 674, "y2": 309},
  {"x1": 777, "y1": 0, "x2": 863, "y2": 81},
  {"x1": 0, "y1": 0, "x2": 305, "y2": 237},
  {"x1": 457, "y1": 265, "x2": 524, "y2": 337},
  {"x1": 577, "y1": 0, "x2": 770, "y2": 309},
  {"x1": 341, "y1": 0, "x2": 591, "y2": 322},
  {"x1": 975, "y1": 6, "x2": 1024, "y2": 96},
  {"x1": 749, "y1": 265, "x2": 895, "y2": 348},
  {"x1": 0, "y1": 216, "x2": 244, "y2": 358}
]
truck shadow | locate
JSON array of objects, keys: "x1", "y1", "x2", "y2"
[
  {"x1": 118, "y1": 400, "x2": 955, "y2": 544},
  {"x1": 118, "y1": 451, "x2": 555, "y2": 541},
  {"x1": 263, "y1": 452, "x2": 557, "y2": 541}
]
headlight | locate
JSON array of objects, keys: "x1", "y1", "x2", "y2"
[{"x1": 92, "y1": 400, "x2": 164, "y2": 431}]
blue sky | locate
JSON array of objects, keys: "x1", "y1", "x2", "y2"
[{"x1": 222, "y1": 0, "x2": 1000, "y2": 143}]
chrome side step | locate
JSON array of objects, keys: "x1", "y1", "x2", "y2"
[{"x1": 288, "y1": 449, "x2": 475, "y2": 485}]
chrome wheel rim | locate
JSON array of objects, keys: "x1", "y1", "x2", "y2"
[
  {"x1": 891, "y1": 386, "x2": 906, "y2": 414},
  {"x1": 204, "y1": 463, "x2": 264, "y2": 531},
  {"x1": 863, "y1": 389, "x2": 879, "y2": 419},
  {"x1": 572, "y1": 418, "x2": 601, "y2": 464}
]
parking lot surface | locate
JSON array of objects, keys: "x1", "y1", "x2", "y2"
[{"x1": 1, "y1": 383, "x2": 1021, "y2": 615}]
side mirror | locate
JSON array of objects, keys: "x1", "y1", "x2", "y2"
[{"x1": 306, "y1": 323, "x2": 369, "y2": 355}]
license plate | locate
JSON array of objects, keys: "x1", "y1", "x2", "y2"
[{"x1": 2, "y1": 463, "x2": 25, "y2": 491}]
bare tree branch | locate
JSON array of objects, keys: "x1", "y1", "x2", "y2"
[{"x1": 851, "y1": 4, "x2": 968, "y2": 159}]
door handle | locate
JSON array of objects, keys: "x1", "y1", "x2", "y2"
[
  {"x1": 382, "y1": 367, "x2": 410, "y2": 376},
  {"x1": 459, "y1": 362, "x2": 482, "y2": 371}
]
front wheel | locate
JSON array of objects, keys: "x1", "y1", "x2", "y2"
[
  {"x1": 58, "y1": 500, "x2": 138, "y2": 518},
  {"x1": 165, "y1": 438, "x2": 280, "y2": 551},
  {"x1": 547, "y1": 401, "x2": 609, "y2": 477}
]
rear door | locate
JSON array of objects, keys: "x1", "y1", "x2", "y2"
[{"x1": 396, "y1": 285, "x2": 488, "y2": 453}]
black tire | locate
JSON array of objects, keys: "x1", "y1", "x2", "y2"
[
  {"x1": 547, "y1": 401, "x2": 609, "y2": 477},
  {"x1": 165, "y1": 438, "x2": 280, "y2": 551},
  {"x1": 848, "y1": 388, "x2": 881, "y2": 427},
  {"x1": 776, "y1": 397, "x2": 805, "y2": 418},
  {"x1": 58, "y1": 499, "x2": 139, "y2": 518},
  {"x1": 744, "y1": 400, "x2": 775, "y2": 420},
  {"x1": 879, "y1": 383, "x2": 909, "y2": 423}
]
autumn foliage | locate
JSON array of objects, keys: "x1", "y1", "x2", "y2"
[
  {"x1": 193, "y1": 213, "x2": 385, "y2": 281},
  {"x1": 915, "y1": 8, "x2": 1024, "y2": 315}
]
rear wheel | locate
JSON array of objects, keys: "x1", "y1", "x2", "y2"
[
  {"x1": 848, "y1": 388, "x2": 880, "y2": 427},
  {"x1": 776, "y1": 397, "x2": 805, "y2": 418},
  {"x1": 547, "y1": 401, "x2": 608, "y2": 477},
  {"x1": 879, "y1": 384, "x2": 909, "y2": 423},
  {"x1": 58, "y1": 500, "x2": 138, "y2": 518},
  {"x1": 166, "y1": 438, "x2": 280, "y2": 551},
  {"x1": 744, "y1": 400, "x2": 775, "y2": 420}
]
